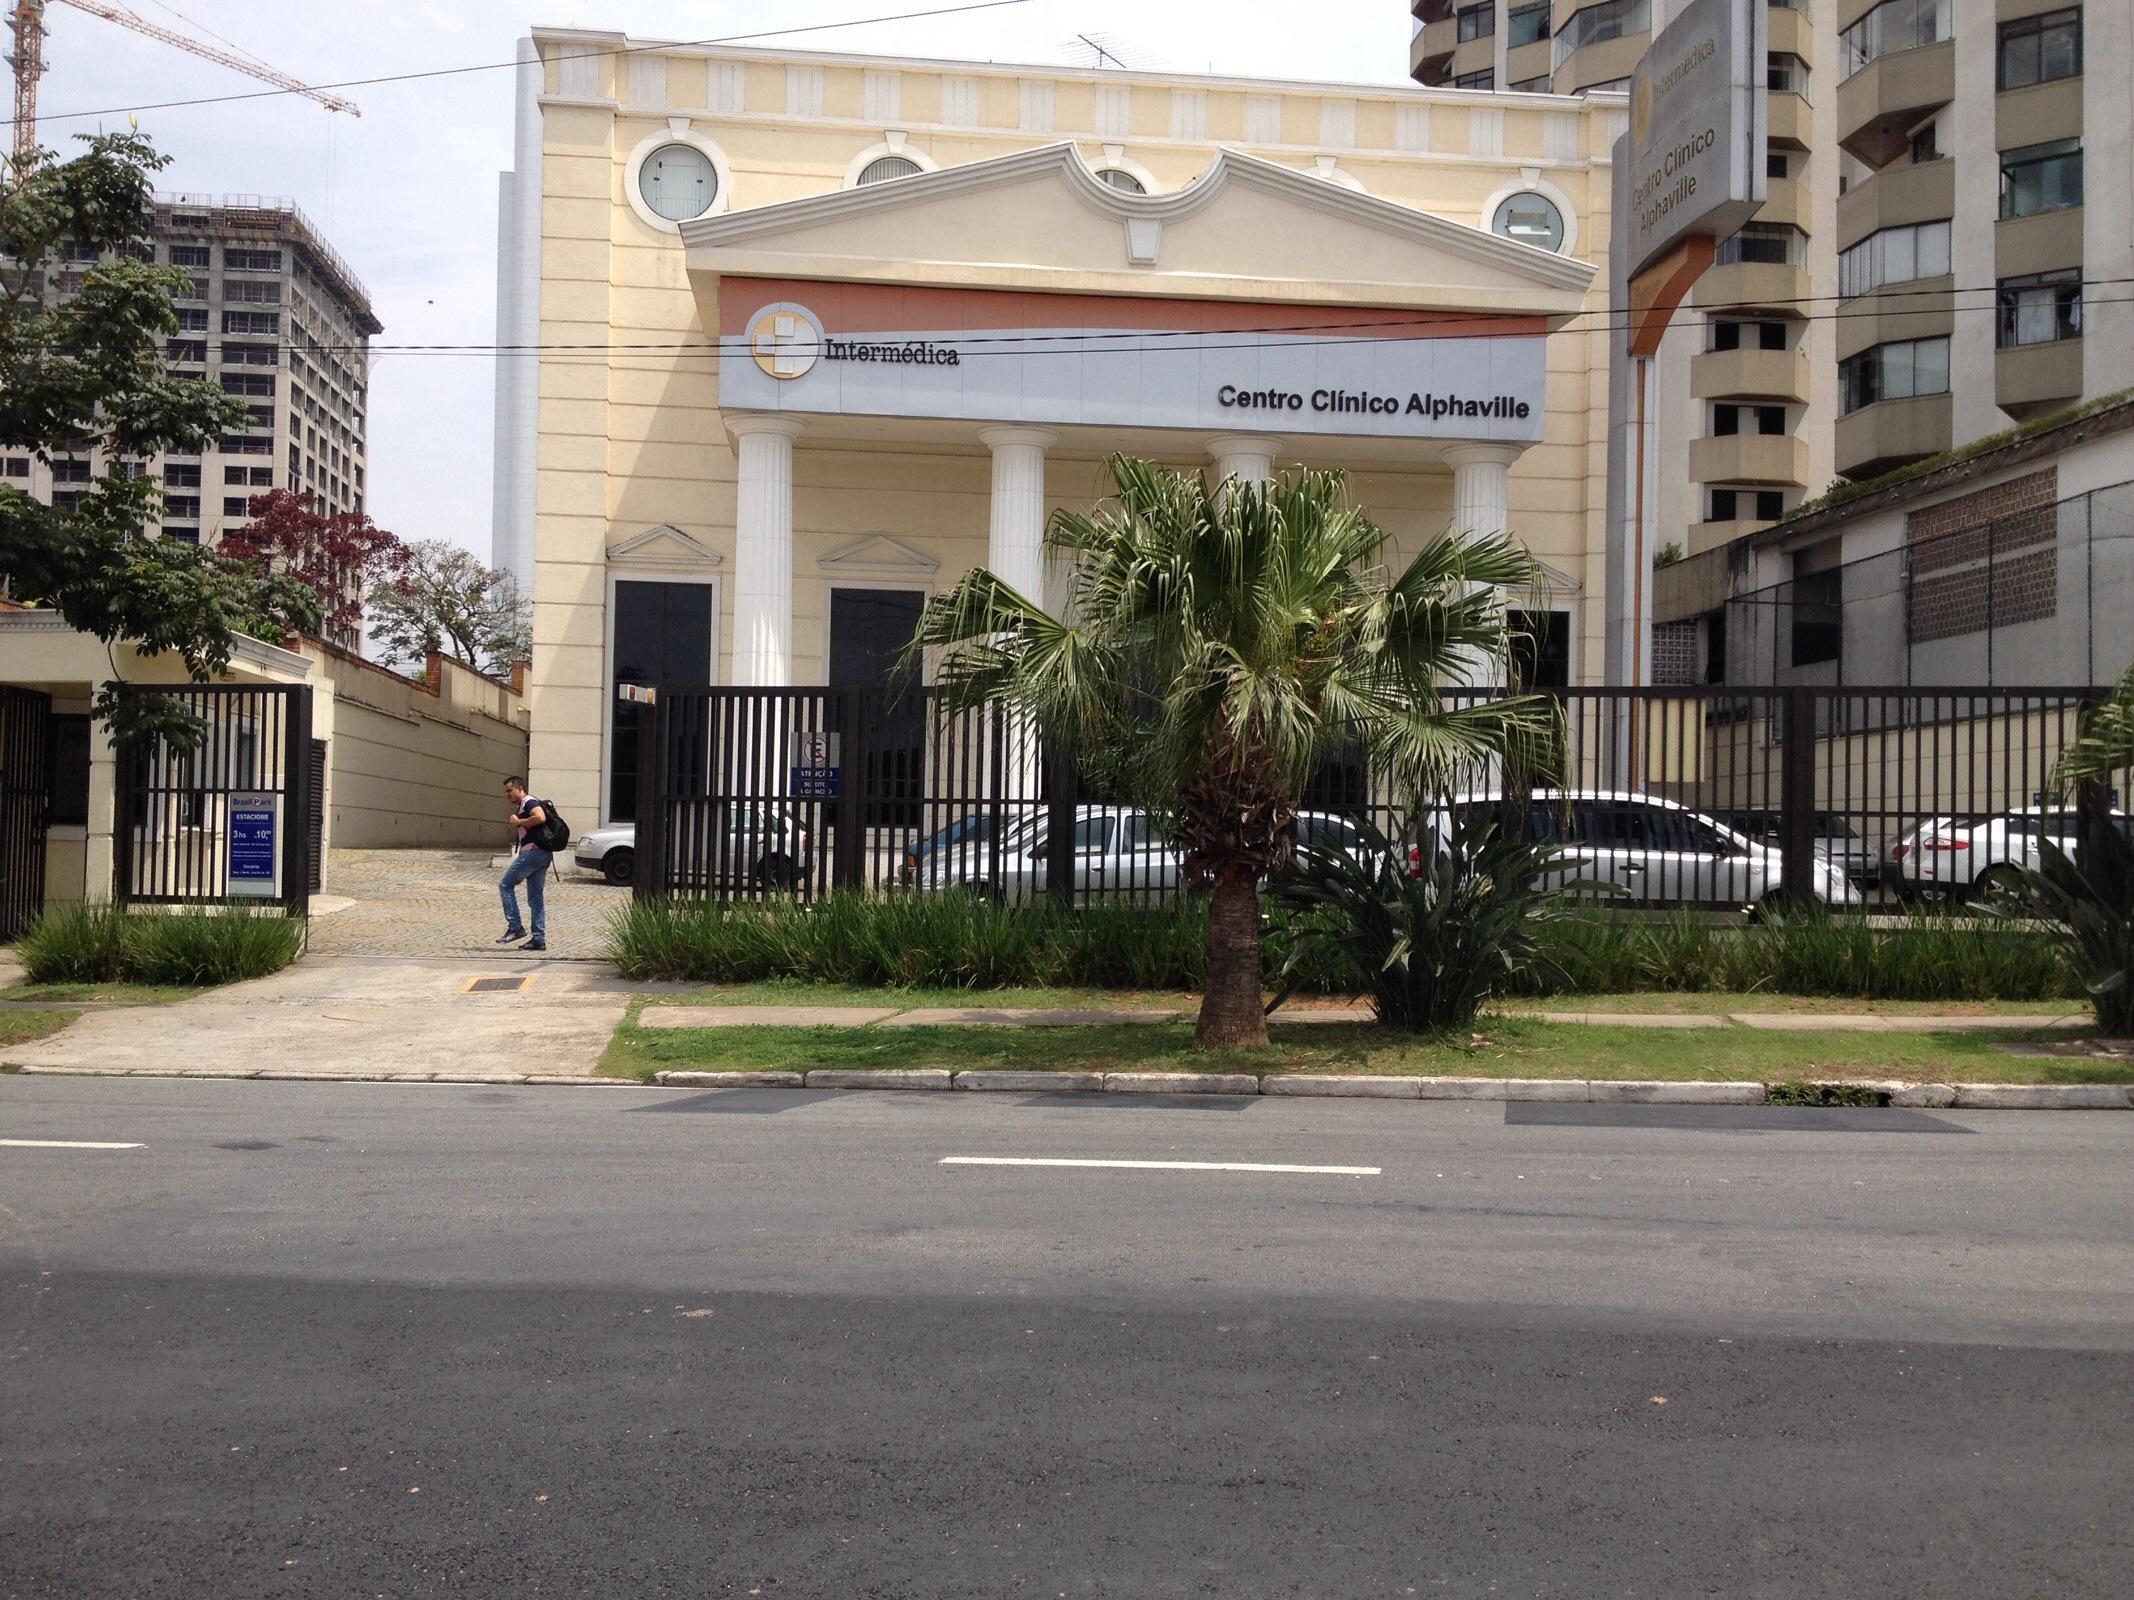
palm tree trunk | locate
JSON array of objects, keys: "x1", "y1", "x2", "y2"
[{"x1": 1195, "y1": 868, "x2": 1269, "y2": 1049}]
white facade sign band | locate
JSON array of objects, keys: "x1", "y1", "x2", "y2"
[
  {"x1": 1619, "y1": 0, "x2": 1768, "y2": 279},
  {"x1": 719, "y1": 282, "x2": 1549, "y2": 445}
]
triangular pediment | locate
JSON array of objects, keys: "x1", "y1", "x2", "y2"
[
  {"x1": 608, "y1": 524, "x2": 723, "y2": 566},
  {"x1": 819, "y1": 535, "x2": 939, "y2": 574},
  {"x1": 683, "y1": 144, "x2": 1593, "y2": 318}
]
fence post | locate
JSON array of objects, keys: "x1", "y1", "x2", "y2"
[
  {"x1": 279, "y1": 687, "x2": 313, "y2": 921},
  {"x1": 1043, "y1": 742, "x2": 1074, "y2": 906},
  {"x1": 1779, "y1": 684, "x2": 1817, "y2": 906},
  {"x1": 633, "y1": 692, "x2": 667, "y2": 902},
  {"x1": 833, "y1": 688, "x2": 865, "y2": 893}
]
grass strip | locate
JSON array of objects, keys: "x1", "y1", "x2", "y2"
[
  {"x1": 599, "y1": 1011, "x2": 2129, "y2": 1086},
  {"x1": 0, "y1": 1011, "x2": 79, "y2": 1051}
]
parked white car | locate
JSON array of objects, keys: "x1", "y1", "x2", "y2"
[
  {"x1": 1423, "y1": 789, "x2": 1859, "y2": 909},
  {"x1": 1887, "y1": 806, "x2": 2130, "y2": 899},
  {"x1": 571, "y1": 804, "x2": 813, "y2": 888}
]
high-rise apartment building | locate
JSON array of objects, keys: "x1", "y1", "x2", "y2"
[
  {"x1": 2, "y1": 192, "x2": 380, "y2": 551},
  {"x1": 1410, "y1": 0, "x2": 2132, "y2": 566}
]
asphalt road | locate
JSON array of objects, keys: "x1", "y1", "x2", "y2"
[{"x1": 2, "y1": 1077, "x2": 2130, "y2": 1599}]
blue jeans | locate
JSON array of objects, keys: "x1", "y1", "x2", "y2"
[{"x1": 499, "y1": 847, "x2": 551, "y2": 940}]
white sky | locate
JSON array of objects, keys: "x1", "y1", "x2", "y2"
[{"x1": 33, "y1": 1, "x2": 1416, "y2": 564}]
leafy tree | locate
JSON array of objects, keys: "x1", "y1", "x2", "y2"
[
  {"x1": 368, "y1": 538, "x2": 531, "y2": 678},
  {"x1": 218, "y1": 489, "x2": 406, "y2": 653},
  {"x1": 915, "y1": 456, "x2": 1559, "y2": 1049},
  {"x1": 2057, "y1": 663, "x2": 2134, "y2": 789},
  {"x1": 0, "y1": 132, "x2": 319, "y2": 748}
]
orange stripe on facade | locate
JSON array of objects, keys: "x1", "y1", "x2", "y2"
[{"x1": 718, "y1": 277, "x2": 1548, "y2": 341}]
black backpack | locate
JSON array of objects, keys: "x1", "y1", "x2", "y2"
[{"x1": 530, "y1": 799, "x2": 569, "y2": 852}]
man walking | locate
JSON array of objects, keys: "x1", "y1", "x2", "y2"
[{"x1": 499, "y1": 777, "x2": 553, "y2": 952}]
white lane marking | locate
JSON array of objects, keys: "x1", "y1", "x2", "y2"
[
  {"x1": 0, "y1": 1138, "x2": 144, "y2": 1150},
  {"x1": 939, "y1": 1156, "x2": 1379, "y2": 1176}
]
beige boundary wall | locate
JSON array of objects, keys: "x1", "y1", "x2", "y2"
[{"x1": 298, "y1": 641, "x2": 530, "y2": 850}]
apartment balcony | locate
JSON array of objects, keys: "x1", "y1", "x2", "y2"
[
  {"x1": 1835, "y1": 157, "x2": 1954, "y2": 251},
  {"x1": 1766, "y1": 4, "x2": 1814, "y2": 67},
  {"x1": 1691, "y1": 346, "x2": 1811, "y2": 403},
  {"x1": 1694, "y1": 261, "x2": 1812, "y2": 313},
  {"x1": 1689, "y1": 434, "x2": 1809, "y2": 488},
  {"x1": 1996, "y1": 340, "x2": 2082, "y2": 418},
  {"x1": 1755, "y1": 176, "x2": 1810, "y2": 232},
  {"x1": 1553, "y1": 32, "x2": 1649, "y2": 94},
  {"x1": 1995, "y1": 205, "x2": 2083, "y2": 281},
  {"x1": 1450, "y1": 36, "x2": 1497, "y2": 80},
  {"x1": 1506, "y1": 38, "x2": 1553, "y2": 86},
  {"x1": 1689, "y1": 518, "x2": 1772, "y2": 558},
  {"x1": 1413, "y1": 0, "x2": 1457, "y2": 20},
  {"x1": 1837, "y1": 41, "x2": 1954, "y2": 168},
  {"x1": 1834, "y1": 275, "x2": 1954, "y2": 363},
  {"x1": 1996, "y1": 76, "x2": 2083, "y2": 148},
  {"x1": 1767, "y1": 90, "x2": 1811, "y2": 149},
  {"x1": 1412, "y1": 16, "x2": 1457, "y2": 75},
  {"x1": 1834, "y1": 393, "x2": 1952, "y2": 479}
]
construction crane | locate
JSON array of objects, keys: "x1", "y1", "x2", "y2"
[{"x1": 8, "y1": 0, "x2": 359, "y2": 167}]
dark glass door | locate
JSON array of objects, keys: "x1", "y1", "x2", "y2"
[
  {"x1": 829, "y1": 588, "x2": 925, "y2": 826},
  {"x1": 610, "y1": 580, "x2": 713, "y2": 823}
]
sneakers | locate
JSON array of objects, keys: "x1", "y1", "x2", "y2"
[
  {"x1": 522, "y1": 939, "x2": 547, "y2": 952},
  {"x1": 496, "y1": 929, "x2": 526, "y2": 944}
]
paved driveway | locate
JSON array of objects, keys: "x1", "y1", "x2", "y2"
[{"x1": 308, "y1": 848, "x2": 619, "y2": 961}]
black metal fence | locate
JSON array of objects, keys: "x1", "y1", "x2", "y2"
[
  {"x1": 0, "y1": 687, "x2": 53, "y2": 940},
  {"x1": 113, "y1": 684, "x2": 315, "y2": 917},
  {"x1": 632, "y1": 683, "x2": 2128, "y2": 912}
]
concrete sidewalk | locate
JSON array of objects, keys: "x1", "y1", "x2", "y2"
[{"x1": 3, "y1": 955, "x2": 671, "y2": 1079}]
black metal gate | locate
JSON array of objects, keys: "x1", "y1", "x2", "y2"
[
  {"x1": 113, "y1": 684, "x2": 314, "y2": 917},
  {"x1": 0, "y1": 687, "x2": 53, "y2": 939}
]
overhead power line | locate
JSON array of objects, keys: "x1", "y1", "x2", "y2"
[
  {"x1": 2, "y1": 0, "x2": 1039, "y2": 128},
  {"x1": 156, "y1": 276, "x2": 2134, "y2": 361}
]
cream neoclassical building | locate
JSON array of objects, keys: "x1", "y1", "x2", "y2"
[{"x1": 493, "y1": 31, "x2": 1631, "y2": 828}]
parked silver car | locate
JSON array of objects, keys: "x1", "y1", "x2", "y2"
[
  {"x1": 571, "y1": 804, "x2": 812, "y2": 888},
  {"x1": 1424, "y1": 789, "x2": 1858, "y2": 908},
  {"x1": 911, "y1": 806, "x2": 1369, "y2": 900}
]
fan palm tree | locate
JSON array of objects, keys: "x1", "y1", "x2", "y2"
[{"x1": 913, "y1": 455, "x2": 1560, "y2": 1049}]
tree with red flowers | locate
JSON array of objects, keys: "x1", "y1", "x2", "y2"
[{"x1": 219, "y1": 490, "x2": 407, "y2": 653}]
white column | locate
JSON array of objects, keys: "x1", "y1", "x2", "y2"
[
  {"x1": 1206, "y1": 434, "x2": 1284, "y2": 489},
  {"x1": 1443, "y1": 442, "x2": 1520, "y2": 542},
  {"x1": 1443, "y1": 443, "x2": 1525, "y2": 699},
  {"x1": 978, "y1": 426, "x2": 1055, "y2": 602},
  {"x1": 728, "y1": 415, "x2": 805, "y2": 687}
]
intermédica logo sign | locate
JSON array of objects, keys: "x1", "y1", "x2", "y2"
[
  {"x1": 1219, "y1": 384, "x2": 1532, "y2": 421},
  {"x1": 822, "y1": 336, "x2": 960, "y2": 366},
  {"x1": 751, "y1": 303, "x2": 962, "y2": 378}
]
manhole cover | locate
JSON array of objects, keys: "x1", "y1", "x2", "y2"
[{"x1": 462, "y1": 976, "x2": 530, "y2": 995}]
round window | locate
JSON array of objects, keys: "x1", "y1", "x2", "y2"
[
  {"x1": 639, "y1": 142, "x2": 717, "y2": 222},
  {"x1": 857, "y1": 155, "x2": 923, "y2": 186},
  {"x1": 1492, "y1": 192, "x2": 1566, "y2": 252},
  {"x1": 1095, "y1": 167, "x2": 1147, "y2": 195}
]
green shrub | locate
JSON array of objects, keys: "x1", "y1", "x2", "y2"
[
  {"x1": 1990, "y1": 818, "x2": 2134, "y2": 1034},
  {"x1": 1269, "y1": 809, "x2": 1577, "y2": 1031},
  {"x1": 15, "y1": 902, "x2": 129, "y2": 984},
  {"x1": 15, "y1": 903, "x2": 302, "y2": 986},
  {"x1": 1766, "y1": 1081, "x2": 1883, "y2": 1107}
]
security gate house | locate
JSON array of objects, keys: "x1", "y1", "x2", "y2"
[
  {"x1": 112, "y1": 683, "x2": 315, "y2": 918},
  {"x1": 0, "y1": 686, "x2": 53, "y2": 940}
]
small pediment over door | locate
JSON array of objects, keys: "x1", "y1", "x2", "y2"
[
  {"x1": 818, "y1": 535, "x2": 939, "y2": 574},
  {"x1": 608, "y1": 524, "x2": 724, "y2": 566}
]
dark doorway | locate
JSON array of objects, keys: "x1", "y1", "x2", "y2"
[
  {"x1": 610, "y1": 580, "x2": 714, "y2": 823},
  {"x1": 829, "y1": 588, "x2": 925, "y2": 825},
  {"x1": 0, "y1": 687, "x2": 53, "y2": 940},
  {"x1": 1510, "y1": 610, "x2": 1572, "y2": 689}
]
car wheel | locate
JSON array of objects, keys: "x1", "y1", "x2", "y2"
[
  {"x1": 754, "y1": 853, "x2": 797, "y2": 889},
  {"x1": 1974, "y1": 864, "x2": 2024, "y2": 901},
  {"x1": 601, "y1": 848, "x2": 634, "y2": 887}
]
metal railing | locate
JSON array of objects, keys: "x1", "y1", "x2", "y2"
[{"x1": 632, "y1": 683, "x2": 2127, "y2": 912}]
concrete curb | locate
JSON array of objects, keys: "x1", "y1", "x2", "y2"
[{"x1": 19, "y1": 1064, "x2": 2132, "y2": 1109}]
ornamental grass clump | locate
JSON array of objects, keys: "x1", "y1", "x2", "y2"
[{"x1": 16, "y1": 902, "x2": 300, "y2": 986}]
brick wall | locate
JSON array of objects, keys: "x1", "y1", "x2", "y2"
[{"x1": 1905, "y1": 469, "x2": 2060, "y2": 643}]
